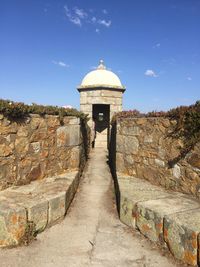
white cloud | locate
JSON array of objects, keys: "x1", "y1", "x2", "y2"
[
  {"x1": 187, "y1": 76, "x2": 192, "y2": 81},
  {"x1": 64, "y1": 5, "x2": 82, "y2": 26},
  {"x1": 95, "y1": 28, "x2": 100, "y2": 33},
  {"x1": 162, "y1": 57, "x2": 176, "y2": 65},
  {"x1": 74, "y1": 7, "x2": 87, "y2": 19},
  {"x1": 64, "y1": 5, "x2": 112, "y2": 30},
  {"x1": 52, "y1": 61, "x2": 69, "y2": 68},
  {"x1": 153, "y1": 43, "x2": 161, "y2": 48},
  {"x1": 91, "y1": 16, "x2": 97, "y2": 23},
  {"x1": 98, "y1": 19, "x2": 111, "y2": 27},
  {"x1": 145, "y1": 69, "x2": 158, "y2": 77}
]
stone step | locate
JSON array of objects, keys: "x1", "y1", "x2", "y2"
[
  {"x1": 117, "y1": 173, "x2": 200, "y2": 266},
  {"x1": 0, "y1": 171, "x2": 79, "y2": 247},
  {"x1": 95, "y1": 141, "x2": 107, "y2": 148}
]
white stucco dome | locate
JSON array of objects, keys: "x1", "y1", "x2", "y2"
[{"x1": 78, "y1": 60, "x2": 125, "y2": 90}]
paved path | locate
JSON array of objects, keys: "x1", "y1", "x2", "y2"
[{"x1": 0, "y1": 148, "x2": 181, "y2": 267}]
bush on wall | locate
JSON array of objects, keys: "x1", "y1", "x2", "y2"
[
  {"x1": 113, "y1": 101, "x2": 200, "y2": 162},
  {"x1": 0, "y1": 99, "x2": 88, "y2": 122}
]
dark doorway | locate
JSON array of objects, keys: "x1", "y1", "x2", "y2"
[{"x1": 92, "y1": 104, "x2": 110, "y2": 148}]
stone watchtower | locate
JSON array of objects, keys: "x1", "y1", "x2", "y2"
[{"x1": 77, "y1": 60, "x2": 125, "y2": 148}]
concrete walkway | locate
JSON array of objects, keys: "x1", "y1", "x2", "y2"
[{"x1": 0, "y1": 148, "x2": 181, "y2": 267}]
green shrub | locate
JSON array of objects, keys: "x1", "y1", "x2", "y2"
[
  {"x1": 114, "y1": 101, "x2": 200, "y2": 161},
  {"x1": 0, "y1": 99, "x2": 88, "y2": 122}
]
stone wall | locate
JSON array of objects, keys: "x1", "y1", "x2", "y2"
[
  {"x1": 0, "y1": 114, "x2": 89, "y2": 190},
  {"x1": 80, "y1": 89, "x2": 123, "y2": 119},
  {"x1": 113, "y1": 117, "x2": 200, "y2": 199}
]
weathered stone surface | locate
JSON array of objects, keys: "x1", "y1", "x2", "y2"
[
  {"x1": 68, "y1": 146, "x2": 80, "y2": 169},
  {"x1": 27, "y1": 164, "x2": 42, "y2": 181},
  {"x1": 17, "y1": 126, "x2": 29, "y2": 137},
  {"x1": 188, "y1": 153, "x2": 200, "y2": 169},
  {"x1": 0, "y1": 144, "x2": 13, "y2": 157},
  {"x1": 46, "y1": 115, "x2": 60, "y2": 128},
  {"x1": 113, "y1": 117, "x2": 200, "y2": 199},
  {"x1": 30, "y1": 142, "x2": 40, "y2": 153},
  {"x1": 136, "y1": 197, "x2": 200, "y2": 245},
  {"x1": 56, "y1": 125, "x2": 80, "y2": 147},
  {"x1": 30, "y1": 128, "x2": 47, "y2": 142},
  {"x1": 118, "y1": 175, "x2": 171, "y2": 228},
  {"x1": 120, "y1": 126, "x2": 140, "y2": 136},
  {"x1": 125, "y1": 136, "x2": 139, "y2": 154},
  {"x1": 172, "y1": 164, "x2": 181, "y2": 179},
  {"x1": 46, "y1": 191, "x2": 67, "y2": 225},
  {"x1": 15, "y1": 137, "x2": 29, "y2": 155},
  {"x1": 164, "y1": 209, "x2": 200, "y2": 266},
  {"x1": 67, "y1": 117, "x2": 80, "y2": 125},
  {"x1": 100, "y1": 90, "x2": 122, "y2": 98},
  {"x1": 116, "y1": 135, "x2": 139, "y2": 154},
  {"x1": 0, "y1": 170, "x2": 79, "y2": 247},
  {"x1": 144, "y1": 135, "x2": 153, "y2": 143},
  {"x1": 0, "y1": 191, "x2": 48, "y2": 232},
  {"x1": 29, "y1": 115, "x2": 42, "y2": 130},
  {"x1": 116, "y1": 153, "x2": 126, "y2": 173},
  {"x1": 155, "y1": 158, "x2": 165, "y2": 167},
  {"x1": 0, "y1": 202, "x2": 27, "y2": 247},
  {"x1": 34, "y1": 177, "x2": 74, "y2": 225},
  {"x1": 0, "y1": 114, "x2": 86, "y2": 190}
]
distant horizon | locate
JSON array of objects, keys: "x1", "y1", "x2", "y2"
[{"x1": 1, "y1": 0, "x2": 200, "y2": 112}]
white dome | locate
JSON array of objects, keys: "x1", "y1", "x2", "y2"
[{"x1": 78, "y1": 60, "x2": 125, "y2": 90}]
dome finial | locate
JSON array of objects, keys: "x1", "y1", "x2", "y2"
[{"x1": 97, "y1": 59, "x2": 106, "y2": 70}]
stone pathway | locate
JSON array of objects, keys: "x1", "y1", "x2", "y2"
[{"x1": 0, "y1": 148, "x2": 181, "y2": 267}]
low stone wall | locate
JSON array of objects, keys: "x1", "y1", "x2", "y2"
[
  {"x1": 0, "y1": 170, "x2": 80, "y2": 247},
  {"x1": 0, "y1": 114, "x2": 89, "y2": 190},
  {"x1": 112, "y1": 117, "x2": 200, "y2": 199},
  {"x1": 118, "y1": 174, "x2": 200, "y2": 266}
]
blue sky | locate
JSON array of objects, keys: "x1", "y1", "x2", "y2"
[{"x1": 0, "y1": 0, "x2": 200, "y2": 112}]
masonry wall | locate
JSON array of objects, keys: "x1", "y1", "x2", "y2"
[
  {"x1": 0, "y1": 114, "x2": 89, "y2": 190},
  {"x1": 80, "y1": 89, "x2": 123, "y2": 119},
  {"x1": 113, "y1": 117, "x2": 200, "y2": 199}
]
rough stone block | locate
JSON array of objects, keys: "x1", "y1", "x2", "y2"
[
  {"x1": 120, "y1": 195, "x2": 135, "y2": 228},
  {"x1": 164, "y1": 209, "x2": 200, "y2": 266},
  {"x1": 0, "y1": 191, "x2": 48, "y2": 232},
  {"x1": 56, "y1": 125, "x2": 80, "y2": 147},
  {"x1": 120, "y1": 126, "x2": 140, "y2": 136},
  {"x1": 46, "y1": 115, "x2": 60, "y2": 128},
  {"x1": 46, "y1": 191, "x2": 67, "y2": 225},
  {"x1": 0, "y1": 202, "x2": 27, "y2": 247},
  {"x1": 23, "y1": 197, "x2": 48, "y2": 232},
  {"x1": 116, "y1": 152, "x2": 126, "y2": 173},
  {"x1": 116, "y1": 135, "x2": 139, "y2": 154},
  {"x1": 68, "y1": 117, "x2": 80, "y2": 125},
  {"x1": 118, "y1": 176, "x2": 171, "y2": 228},
  {"x1": 116, "y1": 135, "x2": 124, "y2": 153},
  {"x1": 68, "y1": 146, "x2": 80, "y2": 169},
  {"x1": 0, "y1": 144, "x2": 13, "y2": 157},
  {"x1": 35, "y1": 178, "x2": 71, "y2": 225},
  {"x1": 110, "y1": 104, "x2": 122, "y2": 113},
  {"x1": 136, "y1": 197, "x2": 200, "y2": 245},
  {"x1": 30, "y1": 142, "x2": 40, "y2": 153},
  {"x1": 100, "y1": 90, "x2": 122, "y2": 98}
]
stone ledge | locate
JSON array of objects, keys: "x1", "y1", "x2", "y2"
[
  {"x1": 0, "y1": 171, "x2": 79, "y2": 247},
  {"x1": 117, "y1": 173, "x2": 200, "y2": 266}
]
